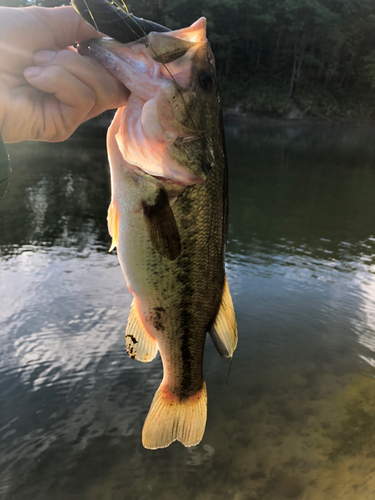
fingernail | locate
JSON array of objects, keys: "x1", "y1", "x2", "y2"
[
  {"x1": 34, "y1": 50, "x2": 56, "y2": 65},
  {"x1": 24, "y1": 67, "x2": 42, "y2": 78}
]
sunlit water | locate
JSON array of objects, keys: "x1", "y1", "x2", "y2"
[{"x1": 2, "y1": 121, "x2": 375, "y2": 499}]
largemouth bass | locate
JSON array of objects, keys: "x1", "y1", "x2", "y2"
[{"x1": 79, "y1": 15, "x2": 237, "y2": 449}]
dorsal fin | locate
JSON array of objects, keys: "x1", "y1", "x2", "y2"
[
  {"x1": 125, "y1": 300, "x2": 159, "y2": 362},
  {"x1": 209, "y1": 276, "x2": 237, "y2": 358},
  {"x1": 107, "y1": 201, "x2": 119, "y2": 252}
]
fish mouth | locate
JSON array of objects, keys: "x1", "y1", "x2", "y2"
[
  {"x1": 77, "y1": 39, "x2": 98, "y2": 58},
  {"x1": 78, "y1": 39, "x2": 159, "y2": 100},
  {"x1": 78, "y1": 39, "x2": 127, "y2": 81},
  {"x1": 78, "y1": 38, "x2": 205, "y2": 187}
]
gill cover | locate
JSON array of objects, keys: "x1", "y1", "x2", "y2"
[{"x1": 91, "y1": 17, "x2": 210, "y2": 185}]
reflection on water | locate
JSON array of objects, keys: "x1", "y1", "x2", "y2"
[{"x1": 2, "y1": 121, "x2": 375, "y2": 498}]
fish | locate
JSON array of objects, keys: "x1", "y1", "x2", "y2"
[{"x1": 75, "y1": 2, "x2": 238, "y2": 449}]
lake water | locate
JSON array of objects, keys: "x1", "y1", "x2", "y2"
[{"x1": 2, "y1": 119, "x2": 375, "y2": 499}]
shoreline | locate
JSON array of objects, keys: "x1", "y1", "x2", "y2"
[
  {"x1": 223, "y1": 106, "x2": 375, "y2": 129},
  {"x1": 81, "y1": 107, "x2": 375, "y2": 133}
]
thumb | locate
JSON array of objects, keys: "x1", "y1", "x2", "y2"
[{"x1": 28, "y1": 5, "x2": 103, "y2": 48}]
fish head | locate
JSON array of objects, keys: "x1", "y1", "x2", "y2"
[{"x1": 79, "y1": 18, "x2": 222, "y2": 188}]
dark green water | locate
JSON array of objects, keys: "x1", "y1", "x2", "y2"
[{"x1": 2, "y1": 120, "x2": 375, "y2": 499}]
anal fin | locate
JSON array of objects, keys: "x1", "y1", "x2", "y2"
[
  {"x1": 107, "y1": 200, "x2": 119, "y2": 252},
  {"x1": 209, "y1": 276, "x2": 237, "y2": 358},
  {"x1": 125, "y1": 300, "x2": 158, "y2": 362}
]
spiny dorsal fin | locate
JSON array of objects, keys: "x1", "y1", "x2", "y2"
[
  {"x1": 209, "y1": 276, "x2": 237, "y2": 358},
  {"x1": 142, "y1": 382, "x2": 207, "y2": 449},
  {"x1": 125, "y1": 300, "x2": 159, "y2": 362},
  {"x1": 107, "y1": 201, "x2": 119, "y2": 252},
  {"x1": 142, "y1": 188, "x2": 181, "y2": 261}
]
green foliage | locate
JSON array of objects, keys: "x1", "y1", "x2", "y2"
[
  {"x1": 220, "y1": 75, "x2": 375, "y2": 119},
  {"x1": 220, "y1": 77, "x2": 293, "y2": 116},
  {"x1": 293, "y1": 83, "x2": 342, "y2": 117},
  {"x1": 364, "y1": 50, "x2": 375, "y2": 89}
]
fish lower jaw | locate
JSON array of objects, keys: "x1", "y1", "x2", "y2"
[{"x1": 78, "y1": 40, "x2": 159, "y2": 100}]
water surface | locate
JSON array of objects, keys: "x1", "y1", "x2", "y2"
[{"x1": 2, "y1": 121, "x2": 375, "y2": 499}]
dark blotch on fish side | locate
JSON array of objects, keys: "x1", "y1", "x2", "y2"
[
  {"x1": 176, "y1": 258, "x2": 205, "y2": 399},
  {"x1": 125, "y1": 334, "x2": 138, "y2": 345},
  {"x1": 142, "y1": 189, "x2": 182, "y2": 261},
  {"x1": 151, "y1": 307, "x2": 165, "y2": 332},
  {"x1": 249, "y1": 471, "x2": 266, "y2": 480},
  {"x1": 125, "y1": 334, "x2": 138, "y2": 359}
]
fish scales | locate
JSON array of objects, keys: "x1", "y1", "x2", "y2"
[
  {"x1": 77, "y1": 11, "x2": 237, "y2": 449},
  {"x1": 111, "y1": 129, "x2": 225, "y2": 397}
]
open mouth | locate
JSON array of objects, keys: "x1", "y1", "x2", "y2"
[
  {"x1": 78, "y1": 39, "x2": 126, "y2": 77},
  {"x1": 78, "y1": 38, "x2": 160, "y2": 101},
  {"x1": 78, "y1": 37, "x2": 206, "y2": 188}
]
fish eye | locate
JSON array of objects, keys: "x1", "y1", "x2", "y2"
[{"x1": 199, "y1": 70, "x2": 216, "y2": 92}]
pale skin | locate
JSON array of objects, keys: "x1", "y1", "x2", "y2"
[{"x1": 0, "y1": 5, "x2": 129, "y2": 143}]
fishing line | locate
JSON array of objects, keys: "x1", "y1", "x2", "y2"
[
  {"x1": 111, "y1": 0, "x2": 144, "y2": 39},
  {"x1": 105, "y1": 0, "x2": 205, "y2": 144},
  {"x1": 226, "y1": 305, "x2": 236, "y2": 384},
  {"x1": 84, "y1": 0, "x2": 209, "y2": 168},
  {"x1": 118, "y1": 0, "x2": 129, "y2": 13},
  {"x1": 82, "y1": 0, "x2": 99, "y2": 31},
  {"x1": 226, "y1": 356, "x2": 233, "y2": 385}
]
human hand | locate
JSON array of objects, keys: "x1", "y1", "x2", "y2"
[{"x1": 0, "y1": 6, "x2": 129, "y2": 143}]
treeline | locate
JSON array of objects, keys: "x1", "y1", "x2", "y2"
[
  {"x1": 125, "y1": 0, "x2": 375, "y2": 117},
  {"x1": 161, "y1": 0, "x2": 375, "y2": 95},
  {"x1": 3, "y1": 0, "x2": 375, "y2": 117}
]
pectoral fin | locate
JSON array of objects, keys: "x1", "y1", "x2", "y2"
[
  {"x1": 107, "y1": 201, "x2": 119, "y2": 252},
  {"x1": 142, "y1": 189, "x2": 181, "y2": 261},
  {"x1": 209, "y1": 276, "x2": 237, "y2": 358},
  {"x1": 125, "y1": 300, "x2": 159, "y2": 362}
]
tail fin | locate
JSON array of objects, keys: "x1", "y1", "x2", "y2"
[{"x1": 142, "y1": 382, "x2": 207, "y2": 450}]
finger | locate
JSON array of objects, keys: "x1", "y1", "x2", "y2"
[
  {"x1": 0, "y1": 71, "x2": 27, "y2": 88},
  {"x1": 24, "y1": 65, "x2": 96, "y2": 141},
  {"x1": 27, "y1": 6, "x2": 103, "y2": 48},
  {"x1": 24, "y1": 64, "x2": 96, "y2": 109},
  {"x1": 32, "y1": 49, "x2": 129, "y2": 114},
  {"x1": 0, "y1": 6, "x2": 101, "y2": 77}
]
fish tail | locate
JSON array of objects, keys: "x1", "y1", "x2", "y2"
[{"x1": 142, "y1": 381, "x2": 207, "y2": 450}]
